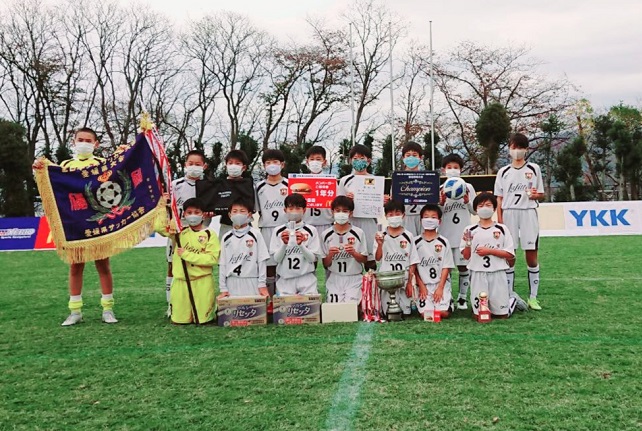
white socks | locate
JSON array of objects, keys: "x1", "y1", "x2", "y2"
[
  {"x1": 458, "y1": 271, "x2": 470, "y2": 299},
  {"x1": 165, "y1": 276, "x2": 172, "y2": 303},
  {"x1": 506, "y1": 268, "x2": 515, "y2": 292},
  {"x1": 528, "y1": 265, "x2": 540, "y2": 299}
]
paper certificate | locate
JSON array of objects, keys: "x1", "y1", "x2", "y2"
[{"x1": 351, "y1": 176, "x2": 385, "y2": 218}]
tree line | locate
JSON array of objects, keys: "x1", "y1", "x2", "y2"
[{"x1": 0, "y1": 0, "x2": 640, "y2": 216}]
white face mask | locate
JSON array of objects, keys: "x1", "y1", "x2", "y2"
[
  {"x1": 445, "y1": 168, "x2": 461, "y2": 178},
  {"x1": 286, "y1": 211, "x2": 303, "y2": 222},
  {"x1": 265, "y1": 164, "x2": 282, "y2": 176},
  {"x1": 226, "y1": 164, "x2": 243, "y2": 178},
  {"x1": 185, "y1": 165, "x2": 204, "y2": 179},
  {"x1": 421, "y1": 218, "x2": 440, "y2": 230},
  {"x1": 333, "y1": 212, "x2": 350, "y2": 225},
  {"x1": 230, "y1": 213, "x2": 249, "y2": 227},
  {"x1": 387, "y1": 215, "x2": 403, "y2": 228},
  {"x1": 477, "y1": 207, "x2": 494, "y2": 220},
  {"x1": 74, "y1": 142, "x2": 95, "y2": 158},
  {"x1": 509, "y1": 149, "x2": 527, "y2": 160},
  {"x1": 308, "y1": 161, "x2": 323, "y2": 174},
  {"x1": 185, "y1": 215, "x2": 203, "y2": 227}
]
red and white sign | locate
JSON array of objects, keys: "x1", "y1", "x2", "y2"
[{"x1": 288, "y1": 174, "x2": 337, "y2": 209}]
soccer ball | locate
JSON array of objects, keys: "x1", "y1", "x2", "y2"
[
  {"x1": 97, "y1": 181, "x2": 123, "y2": 208},
  {"x1": 443, "y1": 177, "x2": 467, "y2": 200}
]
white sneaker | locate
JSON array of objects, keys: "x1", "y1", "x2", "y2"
[
  {"x1": 165, "y1": 304, "x2": 172, "y2": 318},
  {"x1": 456, "y1": 297, "x2": 468, "y2": 310},
  {"x1": 62, "y1": 312, "x2": 83, "y2": 326},
  {"x1": 511, "y1": 292, "x2": 529, "y2": 312},
  {"x1": 102, "y1": 310, "x2": 118, "y2": 324}
]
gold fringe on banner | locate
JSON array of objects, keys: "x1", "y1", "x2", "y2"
[{"x1": 34, "y1": 158, "x2": 167, "y2": 264}]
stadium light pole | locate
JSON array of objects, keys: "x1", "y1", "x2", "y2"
[
  {"x1": 430, "y1": 20, "x2": 435, "y2": 171},
  {"x1": 389, "y1": 21, "x2": 395, "y2": 172}
]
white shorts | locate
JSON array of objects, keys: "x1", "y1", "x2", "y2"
[
  {"x1": 470, "y1": 270, "x2": 510, "y2": 316},
  {"x1": 503, "y1": 209, "x2": 539, "y2": 251},
  {"x1": 260, "y1": 226, "x2": 278, "y2": 266},
  {"x1": 404, "y1": 214, "x2": 421, "y2": 237},
  {"x1": 326, "y1": 273, "x2": 362, "y2": 303},
  {"x1": 416, "y1": 281, "x2": 452, "y2": 313},
  {"x1": 277, "y1": 272, "x2": 318, "y2": 296},
  {"x1": 166, "y1": 238, "x2": 174, "y2": 263},
  {"x1": 226, "y1": 277, "x2": 261, "y2": 297},
  {"x1": 451, "y1": 247, "x2": 469, "y2": 267},
  {"x1": 351, "y1": 218, "x2": 377, "y2": 260}
]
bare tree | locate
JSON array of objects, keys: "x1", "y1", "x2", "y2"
[{"x1": 397, "y1": 44, "x2": 430, "y2": 145}]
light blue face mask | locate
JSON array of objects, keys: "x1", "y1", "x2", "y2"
[
  {"x1": 352, "y1": 159, "x2": 368, "y2": 172},
  {"x1": 403, "y1": 156, "x2": 421, "y2": 169}
]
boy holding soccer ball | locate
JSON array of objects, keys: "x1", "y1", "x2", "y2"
[
  {"x1": 494, "y1": 133, "x2": 545, "y2": 310},
  {"x1": 438, "y1": 154, "x2": 476, "y2": 310},
  {"x1": 461, "y1": 193, "x2": 517, "y2": 319}
]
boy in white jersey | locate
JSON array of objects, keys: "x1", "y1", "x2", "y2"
[
  {"x1": 218, "y1": 199, "x2": 270, "y2": 298},
  {"x1": 494, "y1": 133, "x2": 545, "y2": 310},
  {"x1": 270, "y1": 193, "x2": 322, "y2": 295},
  {"x1": 461, "y1": 193, "x2": 516, "y2": 319},
  {"x1": 438, "y1": 153, "x2": 476, "y2": 311},
  {"x1": 255, "y1": 149, "x2": 289, "y2": 297},
  {"x1": 374, "y1": 200, "x2": 419, "y2": 317},
  {"x1": 165, "y1": 150, "x2": 208, "y2": 316},
  {"x1": 321, "y1": 196, "x2": 368, "y2": 303},
  {"x1": 338, "y1": 144, "x2": 389, "y2": 271},
  {"x1": 413, "y1": 204, "x2": 455, "y2": 319},
  {"x1": 399, "y1": 141, "x2": 425, "y2": 236},
  {"x1": 303, "y1": 146, "x2": 334, "y2": 235}
]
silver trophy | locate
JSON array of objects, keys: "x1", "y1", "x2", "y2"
[{"x1": 374, "y1": 270, "x2": 406, "y2": 321}]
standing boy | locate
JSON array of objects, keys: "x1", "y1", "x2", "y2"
[
  {"x1": 33, "y1": 128, "x2": 117, "y2": 326},
  {"x1": 413, "y1": 204, "x2": 455, "y2": 319},
  {"x1": 438, "y1": 154, "x2": 476, "y2": 310},
  {"x1": 321, "y1": 196, "x2": 368, "y2": 303},
  {"x1": 461, "y1": 193, "x2": 516, "y2": 319},
  {"x1": 374, "y1": 200, "x2": 419, "y2": 317},
  {"x1": 255, "y1": 149, "x2": 289, "y2": 297},
  {"x1": 303, "y1": 146, "x2": 334, "y2": 236},
  {"x1": 399, "y1": 141, "x2": 425, "y2": 236},
  {"x1": 494, "y1": 133, "x2": 545, "y2": 310},
  {"x1": 270, "y1": 194, "x2": 322, "y2": 295},
  {"x1": 218, "y1": 198, "x2": 270, "y2": 298}
]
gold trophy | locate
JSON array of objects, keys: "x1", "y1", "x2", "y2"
[{"x1": 477, "y1": 292, "x2": 491, "y2": 323}]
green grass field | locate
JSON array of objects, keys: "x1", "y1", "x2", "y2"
[{"x1": 1, "y1": 236, "x2": 642, "y2": 431}]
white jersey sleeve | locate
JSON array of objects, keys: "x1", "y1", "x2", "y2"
[
  {"x1": 172, "y1": 177, "x2": 197, "y2": 224},
  {"x1": 415, "y1": 235, "x2": 455, "y2": 284},
  {"x1": 256, "y1": 179, "x2": 289, "y2": 227},
  {"x1": 321, "y1": 225, "x2": 367, "y2": 276},
  {"x1": 495, "y1": 163, "x2": 544, "y2": 210},
  {"x1": 460, "y1": 223, "x2": 514, "y2": 272},
  {"x1": 374, "y1": 229, "x2": 416, "y2": 273}
]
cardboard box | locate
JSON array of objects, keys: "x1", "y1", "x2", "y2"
[
  {"x1": 217, "y1": 296, "x2": 268, "y2": 327},
  {"x1": 273, "y1": 295, "x2": 321, "y2": 325},
  {"x1": 321, "y1": 303, "x2": 359, "y2": 323}
]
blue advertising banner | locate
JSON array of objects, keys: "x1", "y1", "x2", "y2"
[
  {"x1": 0, "y1": 217, "x2": 39, "y2": 250},
  {"x1": 391, "y1": 171, "x2": 440, "y2": 205}
]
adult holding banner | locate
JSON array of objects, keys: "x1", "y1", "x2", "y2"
[{"x1": 33, "y1": 127, "x2": 166, "y2": 326}]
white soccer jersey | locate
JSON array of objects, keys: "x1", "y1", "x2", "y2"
[
  {"x1": 460, "y1": 223, "x2": 514, "y2": 272},
  {"x1": 255, "y1": 179, "x2": 289, "y2": 227},
  {"x1": 270, "y1": 222, "x2": 321, "y2": 279},
  {"x1": 414, "y1": 235, "x2": 455, "y2": 284},
  {"x1": 304, "y1": 207, "x2": 334, "y2": 226},
  {"x1": 374, "y1": 229, "x2": 420, "y2": 273},
  {"x1": 439, "y1": 182, "x2": 476, "y2": 245},
  {"x1": 321, "y1": 225, "x2": 368, "y2": 276},
  {"x1": 219, "y1": 227, "x2": 270, "y2": 292},
  {"x1": 172, "y1": 177, "x2": 197, "y2": 224},
  {"x1": 494, "y1": 162, "x2": 545, "y2": 210}
]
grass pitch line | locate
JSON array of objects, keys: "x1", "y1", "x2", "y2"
[{"x1": 324, "y1": 322, "x2": 374, "y2": 431}]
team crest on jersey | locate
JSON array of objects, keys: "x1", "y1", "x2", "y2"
[
  {"x1": 198, "y1": 235, "x2": 207, "y2": 243},
  {"x1": 435, "y1": 244, "x2": 443, "y2": 253},
  {"x1": 525, "y1": 172, "x2": 533, "y2": 180},
  {"x1": 246, "y1": 239, "x2": 254, "y2": 248},
  {"x1": 400, "y1": 240, "x2": 408, "y2": 249},
  {"x1": 280, "y1": 187, "x2": 288, "y2": 196},
  {"x1": 348, "y1": 237, "x2": 356, "y2": 245},
  {"x1": 493, "y1": 231, "x2": 501, "y2": 240}
]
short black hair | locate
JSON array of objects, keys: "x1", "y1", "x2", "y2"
[
  {"x1": 225, "y1": 149, "x2": 249, "y2": 166},
  {"x1": 442, "y1": 153, "x2": 464, "y2": 169},
  {"x1": 401, "y1": 141, "x2": 423, "y2": 157},
  {"x1": 420, "y1": 204, "x2": 442, "y2": 219},
  {"x1": 262, "y1": 149, "x2": 285, "y2": 163},
  {"x1": 349, "y1": 144, "x2": 372, "y2": 159},
  {"x1": 473, "y1": 192, "x2": 497, "y2": 211},
  {"x1": 185, "y1": 149, "x2": 207, "y2": 164},
  {"x1": 306, "y1": 145, "x2": 326, "y2": 159},
  {"x1": 229, "y1": 197, "x2": 254, "y2": 213},
  {"x1": 284, "y1": 193, "x2": 306, "y2": 209},
  {"x1": 383, "y1": 199, "x2": 405, "y2": 214},
  {"x1": 509, "y1": 133, "x2": 529, "y2": 149},
  {"x1": 74, "y1": 127, "x2": 99, "y2": 141},
  {"x1": 331, "y1": 195, "x2": 354, "y2": 212},
  {"x1": 183, "y1": 197, "x2": 205, "y2": 212}
]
